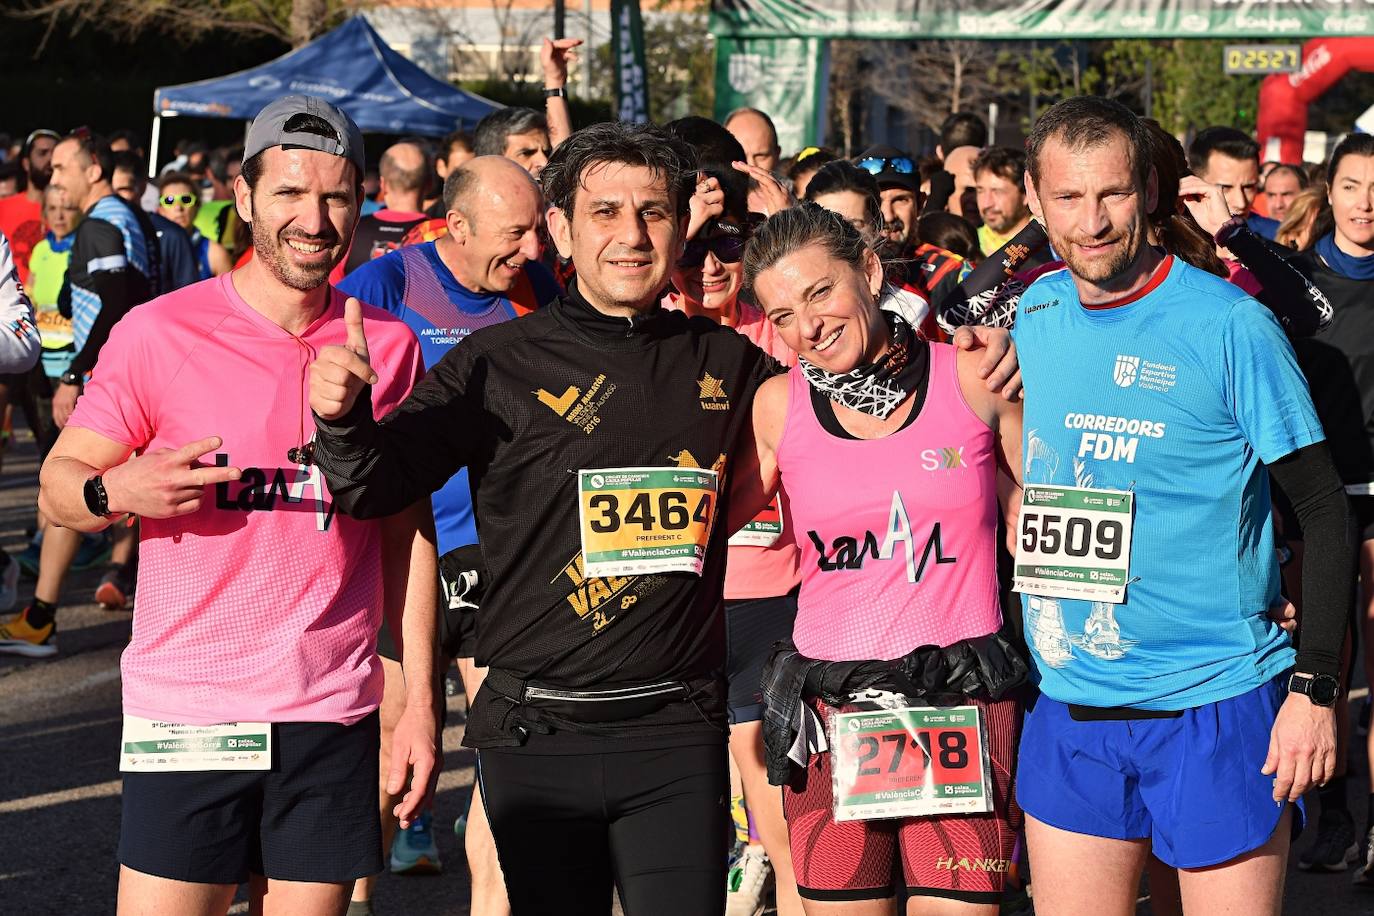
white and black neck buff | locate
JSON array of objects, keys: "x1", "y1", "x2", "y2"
[{"x1": 799, "y1": 309, "x2": 926, "y2": 419}]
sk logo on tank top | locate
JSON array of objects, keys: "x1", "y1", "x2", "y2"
[{"x1": 807, "y1": 491, "x2": 956, "y2": 584}]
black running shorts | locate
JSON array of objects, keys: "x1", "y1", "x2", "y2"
[
  {"x1": 118, "y1": 712, "x2": 382, "y2": 885},
  {"x1": 724, "y1": 592, "x2": 799, "y2": 724}
]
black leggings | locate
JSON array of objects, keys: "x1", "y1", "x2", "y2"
[{"x1": 477, "y1": 742, "x2": 728, "y2": 915}]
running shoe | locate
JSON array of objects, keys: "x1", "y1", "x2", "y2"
[
  {"x1": 16, "y1": 532, "x2": 110, "y2": 578},
  {"x1": 0, "y1": 551, "x2": 19, "y2": 612},
  {"x1": 1299, "y1": 808, "x2": 1359, "y2": 872},
  {"x1": 15, "y1": 539, "x2": 40, "y2": 578},
  {"x1": 390, "y1": 811, "x2": 442, "y2": 875},
  {"x1": 725, "y1": 845, "x2": 772, "y2": 916},
  {"x1": 0, "y1": 607, "x2": 57, "y2": 658},
  {"x1": 95, "y1": 563, "x2": 136, "y2": 611},
  {"x1": 72, "y1": 533, "x2": 113, "y2": 572},
  {"x1": 1355, "y1": 827, "x2": 1374, "y2": 888}
]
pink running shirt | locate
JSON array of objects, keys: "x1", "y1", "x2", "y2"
[
  {"x1": 776, "y1": 343, "x2": 1003, "y2": 661},
  {"x1": 661, "y1": 294, "x2": 801, "y2": 599},
  {"x1": 68, "y1": 272, "x2": 424, "y2": 725}
]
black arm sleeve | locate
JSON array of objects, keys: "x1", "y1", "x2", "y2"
[
  {"x1": 935, "y1": 221, "x2": 1050, "y2": 332},
  {"x1": 312, "y1": 345, "x2": 488, "y2": 519},
  {"x1": 1266, "y1": 441, "x2": 1355, "y2": 678},
  {"x1": 1224, "y1": 224, "x2": 1333, "y2": 338},
  {"x1": 68, "y1": 270, "x2": 135, "y2": 377}
]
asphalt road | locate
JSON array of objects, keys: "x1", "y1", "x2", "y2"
[{"x1": 2, "y1": 430, "x2": 1374, "y2": 915}]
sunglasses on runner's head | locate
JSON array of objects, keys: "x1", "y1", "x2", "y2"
[
  {"x1": 856, "y1": 156, "x2": 916, "y2": 176},
  {"x1": 161, "y1": 193, "x2": 196, "y2": 208},
  {"x1": 678, "y1": 232, "x2": 747, "y2": 269}
]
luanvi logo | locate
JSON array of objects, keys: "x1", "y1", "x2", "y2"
[
  {"x1": 534, "y1": 373, "x2": 617, "y2": 434},
  {"x1": 212, "y1": 454, "x2": 336, "y2": 531},
  {"x1": 698, "y1": 372, "x2": 729, "y2": 411}
]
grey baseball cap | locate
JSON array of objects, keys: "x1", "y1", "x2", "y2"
[{"x1": 243, "y1": 95, "x2": 365, "y2": 178}]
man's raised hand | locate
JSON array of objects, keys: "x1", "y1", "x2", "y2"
[
  {"x1": 310, "y1": 297, "x2": 377, "y2": 421},
  {"x1": 102, "y1": 435, "x2": 241, "y2": 519}
]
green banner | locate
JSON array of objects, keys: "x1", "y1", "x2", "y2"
[
  {"x1": 714, "y1": 36, "x2": 830, "y2": 154},
  {"x1": 611, "y1": 0, "x2": 651, "y2": 123},
  {"x1": 711, "y1": 0, "x2": 1359, "y2": 40}
]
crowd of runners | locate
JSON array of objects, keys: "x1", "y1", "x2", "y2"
[{"x1": 2, "y1": 35, "x2": 1373, "y2": 916}]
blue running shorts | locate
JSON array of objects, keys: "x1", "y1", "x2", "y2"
[{"x1": 1017, "y1": 675, "x2": 1303, "y2": 868}]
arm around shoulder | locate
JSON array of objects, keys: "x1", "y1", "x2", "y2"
[{"x1": 727, "y1": 373, "x2": 789, "y2": 534}]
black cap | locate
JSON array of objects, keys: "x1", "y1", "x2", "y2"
[{"x1": 856, "y1": 144, "x2": 918, "y2": 192}]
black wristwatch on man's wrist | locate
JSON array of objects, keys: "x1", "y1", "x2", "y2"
[
  {"x1": 1288, "y1": 672, "x2": 1340, "y2": 707},
  {"x1": 59, "y1": 370, "x2": 81, "y2": 387},
  {"x1": 83, "y1": 475, "x2": 113, "y2": 519}
]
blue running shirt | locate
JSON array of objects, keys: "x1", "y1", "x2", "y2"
[
  {"x1": 340, "y1": 242, "x2": 559, "y2": 554},
  {"x1": 1012, "y1": 256, "x2": 1324, "y2": 709}
]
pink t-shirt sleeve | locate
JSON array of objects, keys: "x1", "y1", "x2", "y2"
[{"x1": 66, "y1": 309, "x2": 159, "y2": 450}]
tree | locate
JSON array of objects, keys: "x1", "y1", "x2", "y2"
[
  {"x1": 13, "y1": 0, "x2": 352, "y2": 52},
  {"x1": 827, "y1": 40, "x2": 865, "y2": 157},
  {"x1": 591, "y1": 0, "x2": 714, "y2": 121},
  {"x1": 860, "y1": 39, "x2": 1002, "y2": 132},
  {"x1": 1003, "y1": 40, "x2": 1102, "y2": 125}
]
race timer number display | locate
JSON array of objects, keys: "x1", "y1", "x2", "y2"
[
  {"x1": 1014, "y1": 484, "x2": 1134, "y2": 603},
  {"x1": 1223, "y1": 45, "x2": 1300, "y2": 75},
  {"x1": 829, "y1": 705, "x2": 992, "y2": 822},
  {"x1": 578, "y1": 467, "x2": 718, "y2": 577}
]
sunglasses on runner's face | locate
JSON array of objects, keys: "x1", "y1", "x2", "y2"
[
  {"x1": 678, "y1": 233, "x2": 747, "y2": 269},
  {"x1": 161, "y1": 193, "x2": 196, "y2": 207},
  {"x1": 856, "y1": 156, "x2": 916, "y2": 176}
]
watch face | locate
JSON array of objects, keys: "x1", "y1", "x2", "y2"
[{"x1": 1310, "y1": 675, "x2": 1341, "y2": 706}]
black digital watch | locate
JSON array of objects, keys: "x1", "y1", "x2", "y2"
[{"x1": 1288, "y1": 672, "x2": 1340, "y2": 707}]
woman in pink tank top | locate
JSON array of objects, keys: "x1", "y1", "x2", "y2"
[
  {"x1": 730, "y1": 202, "x2": 1028, "y2": 916},
  {"x1": 659, "y1": 116, "x2": 805, "y2": 916}
]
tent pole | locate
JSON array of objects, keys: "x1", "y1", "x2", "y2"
[{"x1": 149, "y1": 115, "x2": 162, "y2": 179}]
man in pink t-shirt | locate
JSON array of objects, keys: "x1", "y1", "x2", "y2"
[{"x1": 33, "y1": 97, "x2": 439, "y2": 916}]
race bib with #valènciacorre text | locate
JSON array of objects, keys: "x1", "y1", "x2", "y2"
[
  {"x1": 578, "y1": 467, "x2": 718, "y2": 577},
  {"x1": 1013, "y1": 484, "x2": 1134, "y2": 603},
  {"x1": 829, "y1": 703, "x2": 993, "y2": 822}
]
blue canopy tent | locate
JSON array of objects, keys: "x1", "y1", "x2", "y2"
[{"x1": 149, "y1": 16, "x2": 500, "y2": 175}]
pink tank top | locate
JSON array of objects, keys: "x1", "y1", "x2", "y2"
[{"x1": 777, "y1": 342, "x2": 1003, "y2": 661}]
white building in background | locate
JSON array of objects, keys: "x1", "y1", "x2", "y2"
[{"x1": 365, "y1": 0, "x2": 699, "y2": 102}]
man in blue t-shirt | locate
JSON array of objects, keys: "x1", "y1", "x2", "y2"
[
  {"x1": 337, "y1": 154, "x2": 556, "y2": 910},
  {"x1": 1011, "y1": 97, "x2": 1352, "y2": 914}
]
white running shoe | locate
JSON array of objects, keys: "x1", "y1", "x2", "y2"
[{"x1": 725, "y1": 845, "x2": 773, "y2": 916}]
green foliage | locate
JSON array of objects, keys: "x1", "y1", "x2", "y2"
[
  {"x1": 591, "y1": 0, "x2": 714, "y2": 121},
  {"x1": 997, "y1": 39, "x2": 1265, "y2": 134},
  {"x1": 1003, "y1": 41, "x2": 1101, "y2": 115},
  {"x1": 1130, "y1": 40, "x2": 1261, "y2": 134}
]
